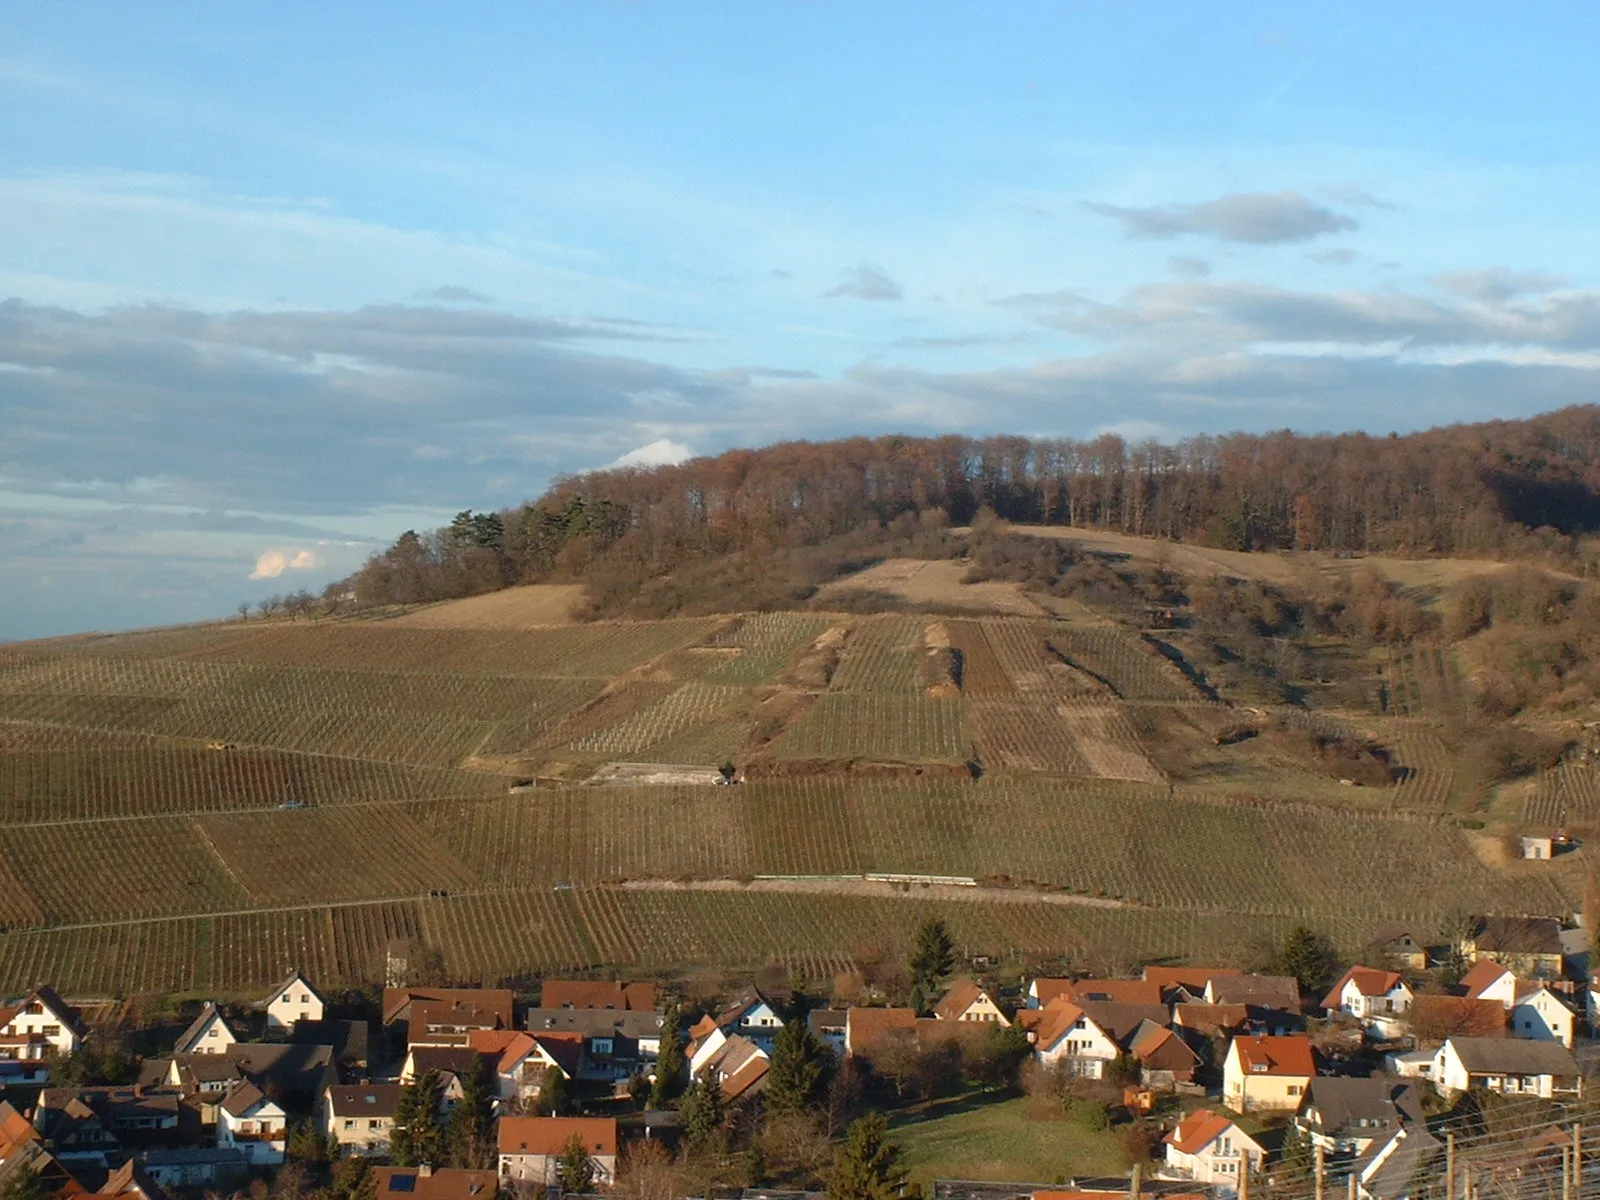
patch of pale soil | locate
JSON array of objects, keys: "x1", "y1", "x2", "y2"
[
  {"x1": 818, "y1": 558, "x2": 1045, "y2": 616},
  {"x1": 1060, "y1": 703, "x2": 1166, "y2": 783},
  {"x1": 586, "y1": 762, "x2": 726, "y2": 786},
  {"x1": 1006, "y1": 525, "x2": 1540, "y2": 595},
  {"x1": 617, "y1": 875, "x2": 1129, "y2": 908},
  {"x1": 387, "y1": 584, "x2": 586, "y2": 629},
  {"x1": 1468, "y1": 831, "x2": 1511, "y2": 869}
]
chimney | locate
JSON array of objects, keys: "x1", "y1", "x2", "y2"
[{"x1": 419, "y1": 1164, "x2": 432, "y2": 1178}]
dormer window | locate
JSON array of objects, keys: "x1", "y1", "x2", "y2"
[{"x1": 1251, "y1": 1064, "x2": 1267, "y2": 1073}]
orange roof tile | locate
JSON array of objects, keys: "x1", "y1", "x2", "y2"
[
  {"x1": 1322, "y1": 965, "x2": 1405, "y2": 1009},
  {"x1": 1166, "y1": 1108, "x2": 1236, "y2": 1155},
  {"x1": 1230, "y1": 1034, "x2": 1314, "y2": 1077},
  {"x1": 498, "y1": 1116, "x2": 617, "y2": 1158}
]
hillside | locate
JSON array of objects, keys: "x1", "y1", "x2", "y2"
[{"x1": 0, "y1": 581, "x2": 1586, "y2": 998}]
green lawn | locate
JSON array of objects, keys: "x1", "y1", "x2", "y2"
[{"x1": 890, "y1": 1092, "x2": 1128, "y2": 1186}]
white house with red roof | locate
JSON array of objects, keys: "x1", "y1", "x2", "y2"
[
  {"x1": 1462, "y1": 962, "x2": 1574, "y2": 1046},
  {"x1": 1164, "y1": 1108, "x2": 1264, "y2": 1195},
  {"x1": 1321, "y1": 967, "x2": 1413, "y2": 1038},
  {"x1": 0, "y1": 987, "x2": 84, "y2": 1060},
  {"x1": 1023, "y1": 998, "x2": 1121, "y2": 1077},
  {"x1": 1222, "y1": 1035, "x2": 1316, "y2": 1114}
]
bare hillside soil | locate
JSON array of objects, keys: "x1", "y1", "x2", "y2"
[
  {"x1": 817, "y1": 558, "x2": 1045, "y2": 615},
  {"x1": 386, "y1": 583, "x2": 586, "y2": 628},
  {"x1": 1006, "y1": 525, "x2": 1526, "y2": 597}
]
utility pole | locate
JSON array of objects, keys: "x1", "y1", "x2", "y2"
[
  {"x1": 1447, "y1": 1131, "x2": 1456, "y2": 1200},
  {"x1": 1315, "y1": 1143, "x2": 1326, "y2": 1200},
  {"x1": 1238, "y1": 1150, "x2": 1249, "y2": 1200}
]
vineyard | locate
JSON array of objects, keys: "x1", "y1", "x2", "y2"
[{"x1": 0, "y1": 601, "x2": 1567, "y2": 999}]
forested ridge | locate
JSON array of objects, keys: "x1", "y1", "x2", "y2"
[{"x1": 340, "y1": 405, "x2": 1600, "y2": 617}]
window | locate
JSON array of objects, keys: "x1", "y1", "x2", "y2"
[
  {"x1": 1287, "y1": 1085, "x2": 1302, "y2": 1096},
  {"x1": 1251, "y1": 1064, "x2": 1267, "y2": 1074},
  {"x1": 43, "y1": 1025, "x2": 60, "y2": 1037},
  {"x1": 369, "y1": 1119, "x2": 382, "y2": 1130},
  {"x1": 344, "y1": 1120, "x2": 356, "y2": 1130},
  {"x1": 301, "y1": 994, "x2": 310, "y2": 1003}
]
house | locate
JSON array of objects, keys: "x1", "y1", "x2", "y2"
[
  {"x1": 1461, "y1": 916, "x2": 1565, "y2": 979},
  {"x1": 466, "y1": 1030, "x2": 580, "y2": 1103},
  {"x1": 694, "y1": 1035, "x2": 769, "y2": 1104},
  {"x1": 1023, "y1": 1000, "x2": 1121, "y2": 1078},
  {"x1": 521, "y1": 1008, "x2": 662, "y2": 1085},
  {"x1": 287, "y1": 1019, "x2": 372, "y2": 1076},
  {"x1": 1128, "y1": 1021, "x2": 1199, "y2": 1088},
  {"x1": 409, "y1": 1000, "x2": 508, "y2": 1050},
  {"x1": 1172, "y1": 1003, "x2": 1249, "y2": 1044},
  {"x1": 172, "y1": 1004, "x2": 237, "y2": 1057},
  {"x1": 497, "y1": 1117, "x2": 617, "y2": 1189},
  {"x1": 1460, "y1": 961, "x2": 1517, "y2": 1007},
  {"x1": 1029, "y1": 978, "x2": 1163, "y2": 1008},
  {"x1": 382, "y1": 988, "x2": 515, "y2": 1046},
  {"x1": 1296, "y1": 1076, "x2": 1425, "y2": 1159},
  {"x1": 1142, "y1": 966, "x2": 1240, "y2": 1004},
  {"x1": 1163, "y1": 1108, "x2": 1264, "y2": 1195},
  {"x1": 807, "y1": 1009, "x2": 847, "y2": 1057},
  {"x1": 401, "y1": 1048, "x2": 487, "y2": 1110},
  {"x1": 540, "y1": 981, "x2": 656, "y2": 1012},
  {"x1": 98, "y1": 1158, "x2": 172, "y2": 1200},
  {"x1": 709, "y1": 985, "x2": 785, "y2": 1051},
  {"x1": 1321, "y1": 968, "x2": 1413, "y2": 1038},
  {"x1": 35, "y1": 1087, "x2": 187, "y2": 1163},
  {"x1": 1365, "y1": 927, "x2": 1430, "y2": 973},
  {"x1": 154, "y1": 1043, "x2": 338, "y2": 1110},
  {"x1": 263, "y1": 971, "x2": 324, "y2": 1033},
  {"x1": 136, "y1": 1147, "x2": 251, "y2": 1191},
  {"x1": 216, "y1": 1084, "x2": 287, "y2": 1166},
  {"x1": 933, "y1": 980, "x2": 1009, "y2": 1025},
  {"x1": 843, "y1": 1008, "x2": 918, "y2": 1060},
  {"x1": 1205, "y1": 975, "x2": 1301, "y2": 1010},
  {"x1": 1221, "y1": 1035, "x2": 1315, "y2": 1114},
  {"x1": 1407, "y1": 995, "x2": 1507, "y2": 1046},
  {"x1": 0, "y1": 987, "x2": 85, "y2": 1060},
  {"x1": 321, "y1": 1084, "x2": 400, "y2": 1158},
  {"x1": 371, "y1": 1167, "x2": 498, "y2": 1200},
  {"x1": 1521, "y1": 836, "x2": 1555, "y2": 860},
  {"x1": 1432, "y1": 1037, "x2": 1583, "y2": 1099},
  {"x1": 1354, "y1": 1124, "x2": 1442, "y2": 1200}
]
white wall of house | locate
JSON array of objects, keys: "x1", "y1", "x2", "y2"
[
  {"x1": 217, "y1": 1102, "x2": 287, "y2": 1166},
  {"x1": 2, "y1": 1001, "x2": 80, "y2": 1057},
  {"x1": 1511, "y1": 990, "x2": 1574, "y2": 1047},
  {"x1": 1166, "y1": 1134, "x2": 1263, "y2": 1195},
  {"x1": 1433, "y1": 1043, "x2": 1564, "y2": 1099},
  {"x1": 186, "y1": 1013, "x2": 237, "y2": 1056},
  {"x1": 950, "y1": 993, "x2": 1009, "y2": 1024},
  {"x1": 499, "y1": 1152, "x2": 616, "y2": 1188},
  {"x1": 1035, "y1": 1016, "x2": 1119, "y2": 1077},
  {"x1": 267, "y1": 977, "x2": 323, "y2": 1032}
]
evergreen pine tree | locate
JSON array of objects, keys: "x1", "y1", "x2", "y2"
[
  {"x1": 446, "y1": 1055, "x2": 496, "y2": 1168},
  {"x1": 827, "y1": 1113, "x2": 907, "y2": 1200},
  {"x1": 0, "y1": 1166, "x2": 45, "y2": 1200},
  {"x1": 678, "y1": 1075, "x2": 726, "y2": 1149},
  {"x1": 391, "y1": 1069, "x2": 444, "y2": 1167},
  {"x1": 1280, "y1": 924, "x2": 1339, "y2": 997},
  {"x1": 909, "y1": 919, "x2": 954, "y2": 998},
  {"x1": 650, "y1": 1001, "x2": 685, "y2": 1107},
  {"x1": 557, "y1": 1134, "x2": 596, "y2": 1194},
  {"x1": 767, "y1": 1017, "x2": 827, "y2": 1115}
]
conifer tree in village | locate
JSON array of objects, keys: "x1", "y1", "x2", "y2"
[
  {"x1": 827, "y1": 1113, "x2": 907, "y2": 1200},
  {"x1": 557, "y1": 1134, "x2": 596, "y2": 1195},
  {"x1": 678, "y1": 1074, "x2": 726, "y2": 1150},
  {"x1": 446, "y1": 1054, "x2": 496, "y2": 1168},
  {"x1": 909, "y1": 918, "x2": 955, "y2": 1009},
  {"x1": 767, "y1": 1016, "x2": 828, "y2": 1115},
  {"x1": 650, "y1": 1001, "x2": 685, "y2": 1108},
  {"x1": 391, "y1": 1069, "x2": 444, "y2": 1168}
]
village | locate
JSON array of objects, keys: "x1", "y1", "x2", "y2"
[{"x1": 0, "y1": 915, "x2": 1591, "y2": 1200}]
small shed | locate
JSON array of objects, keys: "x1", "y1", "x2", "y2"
[{"x1": 1522, "y1": 835, "x2": 1555, "y2": 860}]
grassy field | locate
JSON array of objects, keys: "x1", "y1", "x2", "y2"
[
  {"x1": 0, "y1": 600, "x2": 1568, "y2": 998},
  {"x1": 891, "y1": 1093, "x2": 1126, "y2": 1186}
]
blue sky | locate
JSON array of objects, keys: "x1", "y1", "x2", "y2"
[{"x1": 2, "y1": 2, "x2": 1598, "y2": 639}]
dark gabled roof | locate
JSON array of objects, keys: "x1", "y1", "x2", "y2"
[
  {"x1": 1446, "y1": 1037, "x2": 1581, "y2": 1076},
  {"x1": 407, "y1": 1047, "x2": 486, "y2": 1080},
  {"x1": 1074, "y1": 1001, "x2": 1170, "y2": 1047},
  {"x1": 522, "y1": 1007, "x2": 661, "y2": 1039},
  {"x1": 173, "y1": 1003, "x2": 233, "y2": 1055},
  {"x1": 288, "y1": 1018, "x2": 371, "y2": 1062},
  {"x1": 807, "y1": 1009, "x2": 847, "y2": 1033},
  {"x1": 222, "y1": 1042, "x2": 336, "y2": 1095},
  {"x1": 100, "y1": 1157, "x2": 170, "y2": 1200},
  {"x1": 221, "y1": 1082, "x2": 271, "y2": 1119},
  {"x1": 1357, "y1": 1125, "x2": 1442, "y2": 1200},
  {"x1": 1208, "y1": 975, "x2": 1300, "y2": 1008},
  {"x1": 716, "y1": 983, "x2": 776, "y2": 1031},
  {"x1": 1302, "y1": 1076, "x2": 1423, "y2": 1136},
  {"x1": 1469, "y1": 916, "x2": 1564, "y2": 956},
  {"x1": 325, "y1": 1084, "x2": 402, "y2": 1120},
  {"x1": 264, "y1": 969, "x2": 324, "y2": 1010}
]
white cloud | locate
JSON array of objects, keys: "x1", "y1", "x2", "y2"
[
  {"x1": 248, "y1": 547, "x2": 320, "y2": 580},
  {"x1": 605, "y1": 438, "x2": 696, "y2": 469}
]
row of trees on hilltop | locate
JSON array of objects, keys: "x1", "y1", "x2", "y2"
[{"x1": 341, "y1": 407, "x2": 1600, "y2": 615}]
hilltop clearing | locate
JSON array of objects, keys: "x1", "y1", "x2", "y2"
[{"x1": 386, "y1": 583, "x2": 586, "y2": 628}]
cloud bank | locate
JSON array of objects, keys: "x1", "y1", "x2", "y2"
[{"x1": 1085, "y1": 190, "x2": 1358, "y2": 244}]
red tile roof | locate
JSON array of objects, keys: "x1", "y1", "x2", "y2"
[
  {"x1": 1461, "y1": 961, "x2": 1513, "y2": 999},
  {"x1": 498, "y1": 1116, "x2": 617, "y2": 1158},
  {"x1": 540, "y1": 981, "x2": 657, "y2": 1012},
  {"x1": 1230, "y1": 1034, "x2": 1314, "y2": 1077},
  {"x1": 1321, "y1": 966, "x2": 1406, "y2": 1010},
  {"x1": 1166, "y1": 1108, "x2": 1236, "y2": 1155}
]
